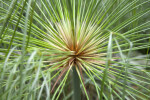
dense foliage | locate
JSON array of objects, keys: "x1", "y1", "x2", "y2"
[{"x1": 0, "y1": 0, "x2": 150, "y2": 100}]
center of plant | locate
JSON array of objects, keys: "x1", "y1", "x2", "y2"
[{"x1": 45, "y1": 19, "x2": 104, "y2": 68}]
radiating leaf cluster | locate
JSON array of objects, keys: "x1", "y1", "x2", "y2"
[{"x1": 0, "y1": 0, "x2": 150, "y2": 100}]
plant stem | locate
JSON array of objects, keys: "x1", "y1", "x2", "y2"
[{"x1": 73, "y1": 67, "x2": 81, "y2": 100}]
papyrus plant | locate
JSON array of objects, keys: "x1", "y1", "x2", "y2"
[{"x1": 0, "y1": 0, "x2": 150, "y2": 100}]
